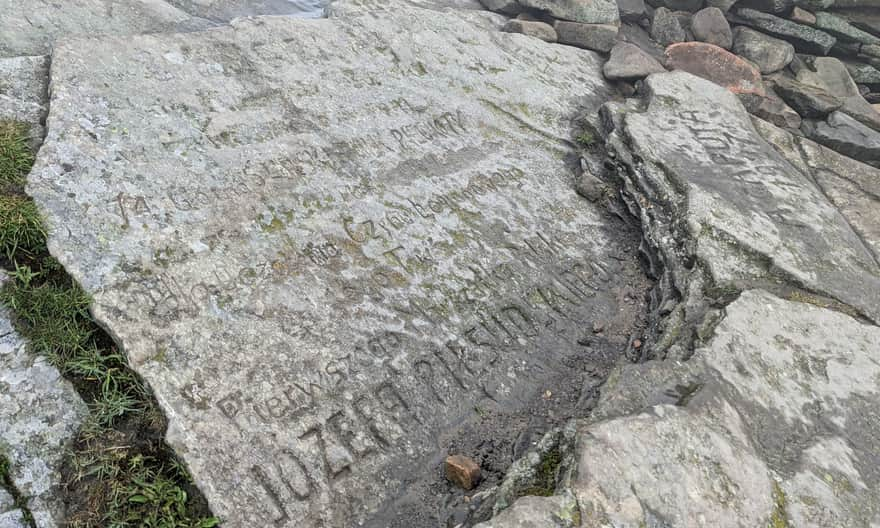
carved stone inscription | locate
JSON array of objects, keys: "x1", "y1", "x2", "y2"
[{"x1": 29, "y1": 3, "x2": 621, "y2": 526}]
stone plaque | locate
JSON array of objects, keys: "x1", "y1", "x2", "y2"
[{"x1": 29, "y1": 3, "x2": 626, "y2": 525}]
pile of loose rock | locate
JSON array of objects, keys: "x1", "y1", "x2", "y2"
[{"x1": 486, "y1": 0, "x2": 880, "y2": 167}]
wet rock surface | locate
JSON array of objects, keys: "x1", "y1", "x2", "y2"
[{"x1": 26, "y1": 2, "x2": 648, "y2": 525}]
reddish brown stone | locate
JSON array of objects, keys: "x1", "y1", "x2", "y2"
[
  {"x1": 445, "y1": 454, "x2": 481, "y2": 490},
  {"x1": 665, "y1": 42, "x2": 765, "y2": 97}
]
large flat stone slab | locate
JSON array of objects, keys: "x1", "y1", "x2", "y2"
[
  {"x1": 27, "y1": 3, "x2": 631, "y2": 525},
  {"x1": 0, "y1": 275, "x2": 88, "y2": 528},
  {"x1": 604, "y1": 71, "x2": 880, "y2": 322}
]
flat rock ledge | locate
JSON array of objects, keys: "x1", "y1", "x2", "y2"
[
  {"x1": 0, "y1": 274, "x2": 88, "y2": 528},
  {"x1": 25, "y1": 1, "x2": 646, "y2": 525},
  {"x1": 480, "y1": 72, "x2": 880, "y2": 527}
]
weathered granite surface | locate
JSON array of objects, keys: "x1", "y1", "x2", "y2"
[
  {"x1": 0, "y1": 274, "x2": 88, "y2": 528},
  {"x1": 0, "y1": 56, "x2": 49, "y2": 147},
  {"x1": 604, "y1": 72, "x2": 880, "y2": 325},
  {"x1": 0, "y1": 0, "x2": 213, "y2": 57},
  {"x1": 27, "y1": 2, "x2": 636, "y2": 525},
  {"x1": 571, "y1": 289, "x2": 880, "y2": 527}
]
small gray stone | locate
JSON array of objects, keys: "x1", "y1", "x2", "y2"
[
  {"x1": 502, "y1": 19, "x2": 558, "y2": 41},
  {"x1": 771, "y1": 74, "x2": 843, "y2": 117},
  {"x1": 744, "y1": 86, "x2": 803, "y2": 128},
  {"x1": 732, "y1": 26, "x2": 795, "y2": 73},
  {"x1": 555, "y1": 20, "x2": 620, "y2": 51},
  {"x1": 619, "y1": 22, "x2": 668, "y2": 61},
  {"x1": 846, "y1": 60, "x2": 880, "y2": 84},
  {"x1": 603, "y1": 41, "x2": 667, "y2": 80},
  {"x1": 517, "y1": 0, "x2": 621, "y2": 24},
  {"x1": 734, "y1": 7, "x2": 837, "y2": 55},
  {"x1": 802, "y1": 110, "x2": 880, "y2": 165},
  {"x1": 691, "y1": 7, "x2": 732, "y2": 49},
  {"x1": 814, "y1": 11, "x2": 880, "y2": 45},
  {"x1": 789, "y1": 6, "x2": 817, "y2": 25},
  {"x1": 651, "y1": 7, "x2": 687, "y2": 45},
  {"x1": 796, "y1": 57, "x2": 880, "y2": 131}
]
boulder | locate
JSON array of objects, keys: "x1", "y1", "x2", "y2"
[
  {"x1": 516, "y1": 0, "x2": 620, "y2": 24},
  {"x1": 796, "y1": 57, "x2": 880, "y2": 131},
  {"x1": 651, "y1": 7, "x2": 687, "y2": 45},
  {"x1": 802, "y1": 110, "x2": 880, "y2": 165},
  {"x1": 474, "y1": 492, "x2": 580, "y2": 528},
  {"x1": 555, "y1": 20, "x2": 619, "y2": 51},
  {"x1": 665, "y1": 42, "x2": 765, "y2": 95},
  {"x1": 24, "y1": 2, "x2": 643, "y2": 525},
  {"x1": 691, "y1": 7, "x2": 733, "y2": 49},
  {"x1": 502, "y1": 19, "x2": 558, "y2": 41},
  {"x1": 570, "y1": 290, "x2": 880, "y2": 527},
  {"x1": 771, "y1": 74, "x2": 843, "y2": 117},
  {"x1": 603, "y1": 71, "x2": 880, "y2": 321},
  {"x1": 789, "y1": 6, "x2": 817, "y2": 25},
  {"x1": 814, "y1": 11, "x2": 880, "y2": 45},
  {"x1": 604, "y1": 41, "x2": 668, "y2": 79},
  {"x1": 732, "y1": 26, "x2": 795, "y2": 73},
  {"x1": 734, "y1": 7, "x2": 836, "y2": 54}
]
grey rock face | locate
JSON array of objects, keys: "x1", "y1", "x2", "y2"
[
  {"x1": 572, "y1": 289, "x2": 880, "y2": 527},
  {"x1": 651, "y1": 7, "x2": 687, "y2": 45},
  {"x1": 705, "y1": 0, "x2": 737, "y2": 12},
  {"x1": 743, "y1": 86, "x2": 803, "y2": 128},
  {"x1": 26, "y1": 3, "x2": 635, "y2": 526},
  {"x1": 617, "y1": 0, "x2": 649, "y2": 22},
  {"x1": 554, "y1": 20, "x2": 619, "y2": 51},
  {"x1": 502, "y1": 19, "x2": 558, "y2": 41},
  {"x1": 789, "y1": 5, "x2": 817, "y2": 25},
  {"x1": 0, "y1": 55, "x2": 49, "y2": 148},
  {"x1": 732, "y1": 26, "x2": 794, "y2": 73},
  {"x1": 605, "y1": 72, "x2": 880, "y2": 321},
  {"x1": 795, "y1": 57, "x2": 880, "y2": 132},
  {"x1": 739, "y1": 0, "x2": 793, "y2": 13},
  {"x1": 772, "y1": 74, "x2": 843, "y2": 117},
  {"x1": 474, "y1": 491, "x2": 580, "y2": 527},
  {"x1": 815, "y1": 11, "x2": 880, "y2": 45},
  {"x1": 603, "y1": 42, "x2": 667, "y2": 80},
  {"x1": 478, "y1": 0, "x2": 523, "y2": 13},
  {"x1": 691, "y1": 7, "x2": 733, "y2": 48},
  {"x1": 618, "y1": 22, "x2": 668, "y2": 61},
  {"x1": 802, "y1": 110, "x2": 880, "y2": 165},
  {"x1": 735, "y1": 7, "x2": 836, "y2": 54},
  {"x1": 662, "y1": 0, "x2": 704, "y2": 11},
  {"x1": 516, "y1": 0, "x2": 620, "y2": 24},
  {"x1": 0, "y1": 276, "x2": 89, "y2": 527},
  {"x1": 0, "y1": 0, "x2": 213, "y2": 57}
]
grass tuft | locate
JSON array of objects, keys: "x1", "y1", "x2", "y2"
[
  {"x1": 0, "y1": 121, "x2": 219, "y2": 527},
  {"x1": 0, "y1": 121, "x2": 34, "y2": 191}
]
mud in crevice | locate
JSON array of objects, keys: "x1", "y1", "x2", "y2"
[{"x1": 361, "y1": 109, "x2": 654, "y2": 528}]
